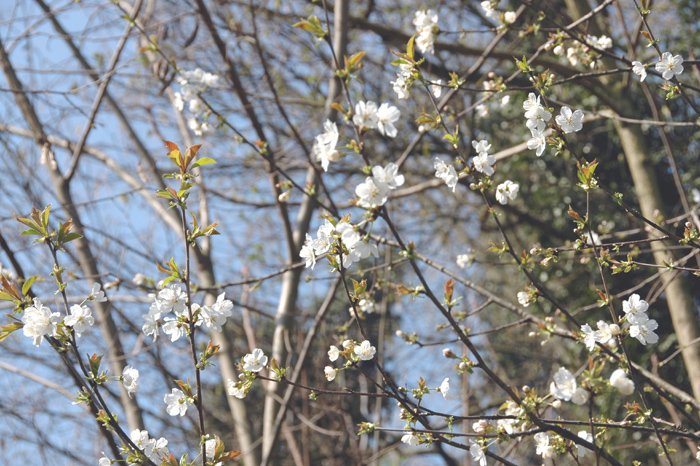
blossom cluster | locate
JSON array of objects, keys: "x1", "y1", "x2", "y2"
[
  {"x1": 355, "y1": 162, "x2": 405, "y2": 209},
  {"x1": 227, "y1": 348, "x2": 268, "y2": 399},
  {"x1": 549, "y1": 367, "x2": 588, "y2": 405},
  {"x1": 325, "y1": 340, "x2": 377, "y2": 382},
  {"x1": 352, "y1": 101, "x2": 400, "y2": 138},
  {"x1": 173, "y1": 68, "x2": 220, "y2": 136},
  {"x1": 553, "y1": 34, "x2": 612, "y2": 68},
  {"x1": 141, "y1": 285, "x2": 234, "y2": 342},
  {"x1": 413, "y1": 10, "x2": 438, "y2": 55},
  {"x1": 312, "y1": 120, "x2": 340, "y2": 171},
  {"x1": 623, "y1": 294, "x2": 659, "y2": 345},
  {"x1": 128, "y1": 429, "x2": 170, "y2": 464},
  {"x1": 300, "y1": 218, "x2": 379, "y2": 270},
  {"x1": 472, "y1": 139, "x2": 495, "y2": 176}
]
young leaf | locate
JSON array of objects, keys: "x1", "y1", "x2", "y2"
[
  {"x1": 190, "y1": 157, "x2": 217, "y2": 169},
  {"x1": 22, "y1": 276, "x2": 40, "y2": 296},
  {"x1": 0, "y1": 322, "x2": 23, "y2": 342}
]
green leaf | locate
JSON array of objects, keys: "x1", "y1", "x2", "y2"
[
  {"x1": 20, "y1": 229, "x2": 43, "y2": 237},
  {"x1": 0, "y1": 322, "x2": 23, "y2": 342},
  {"x1": 0, "y1": 291, "x2": 14, "y2": 302},
  {"x1": 42, "y1": 205, "x2": 51, "y2": 229},
  {"x1": 407, "y1": 35, "x2": 415, "y2": 59},
  {"x1": 191, "y1": 157, "x2": 217, "y2": 169},
  {"x1": 22, "y1": 276, "x2": 40, "y2": 296}
]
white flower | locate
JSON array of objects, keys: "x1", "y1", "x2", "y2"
[
  {"x1": 622, "y1": 293, "x2": 649, "y2": 324},
  {"x1": 503, "y1": 11, "x2": 516, "y2": 24},
  {"x1": 22, "y1": 299, "x2": 61, "y2": 346},
  {"x1": 522, "y1": 93, "x2": 542, "y2": 119},
  {"x1": 472, "y1": 420, "x2": 489, "y2": 434},
  {"x1": 300, "y1": 234, "x2": 317, "y2": 269},
  {"x1": 555, "y1": 106, "x2": 584, "y2": 133},
  {"x1": 64, "y1": 304, "x2": 94, "y2": 337},
  {"x1": 413, "y1": 10, "x2": 438, "y2": 55},
  {"x1": 500, "y1": 95, "x2": 510, "y2": 107},
  {"x1": 372, "y1": 163, "x2": 405, "y2": 189},
  {"x1": 567, "y1": 47, "x2": 579, "y2": 66},
  {"x1": 553, "y1": 44, "x2": 564, "y2": 56},
  {"x1": 89, "y1": 283, "x2": 107, "y2": 302},
  {"x1": 571, "y1": 387, "x2": 589, "y2": 405},
  {"x1": 534, "y1": 432, "x2": 555, "y2": 458},
  {"x1": 204, "y1": 439, "x2": 220, "y2": 466},
  {"x1": 376, "y1": 103, "x2": 400, "y2": 138},
  {"x1": 438, "y1": 378, "x2": 450, "y2": 399},
  {"x1": 142, "y1": 313, "x2": 159, "y2": 342},
  {"x1": 517, "y1": 291, "x2": 531, "y2": 307},
  {"x1": 162, "y1": 316, "x2": 184, "y2": 342},
  {"x1": 324, "y1": 366, "x2": 337, "y2": 381},
  {"x1": 456, "y1": 253, "x2": 473, "y2": 269},
  {"x1": 527, "y1": 129, "x2": 546, "y2": 156},
  {"x1": 133, "y1": 273, "x2": 147, "y2": 286},
  {"x1": 472, "y1": 139, "x2": 492, "y2": 155},
  {"x1": 476, "y1": 104, "x2": 489, "y2": 118},
  {"x1": 164, "y1": 388, "x2": 188, "y2": 416},
  {"x1": 391, "y1": 73, "x2": 410, "y2": 99},
  {"x1": 481, "y1": 1, "x2": 498, "y2": 19},
  {"x1": 157, "y1": 284, "x2": 188, "y2": 316},
  {"x1": 227, "y1": 379, "x2": 248, "y2": 399},
  {"x1": 631, "y1": 61, "x2": 647, "y2": 82},
  {"x1": 98, "y1": 455, "x2": 111, "y2": 466},
  {"x1": 550, "y1": 367, "x2": 578, "y2": 402},
  {"x1": 342, "y1": 339, "x2": 353, "y2": 349},
  {"x1": 130, "y1": 429, "x2": 155, "y2": 458},
  {"x1": 199, "y1": 293, "x2": 234, "y2": 333},
  {"x1": 655, "y1": 52, "x2": 683, "y2": 80},
  {"x1": 354, "y1": 340, "x2": 376, "y2": 361},
  {"x1": 401, "y1": 431, "x2": 420, "y2": 446},
  {"x1": 692, "y1": 188, "x2": 700, "y2": 204},
  {"x1": 243, "y1": 348, "x2": 268, "y2": 372},
  {"x1": 577, "y1": 430, "x2": 593, "y2": 457},
  {"x1": 594, "y1": 321, "x2": 618, "y2": 345},
  {"x1": 434, "y1": 158, "x2": 459, "y2": 192},
  {"x1": 630, "y1": 317, "x2": 659, "y2": 345},
  {"x1": 431, "y1": 79, "x2": 444, "y2": 98},
  {"x1": 470, "y1": 442, "x2": 487, "y2": 466},
  {"x1": 150, "y1": 437, "x2": 170, "y2": 463},
  {"x1": 188, "y1": 118, "x2": 212, "y2": 137},
  {"x1": 495, "y1": 180, "x2": 519, "y2": 205},
  {"x1": 352, "y1": 101, "x2": 379, "y2": 129},
  {"x1": 328, "y1": 345, "x2": 340, "y2": 362},
  {"x1": 581, "y1": 324, "x2": 597, "y2": 351},
  {"x1": 356, "y1": 177, "x2": 390, "y2": 209},
  {"x1": 498, "y1": 401, "x2": 522, "y2": 434},
  {"x1": 473, "y1": 153, "x2": 495, "y2": 176},
  {"x1": 173, "y1": 93, "x2": 184, "y2": 112},
  {"x1": 358, "y1": 299, "x2": 375, "y2": 315},
  {"x1": 122, "y1": 365, "x2": 139, "y2": 398},
  {"x1": 313, "y1": 120, "x2": 341, "y2": 172},
  {"x1": 609, "y1": 369, "x2": 635, "y2": 395}
]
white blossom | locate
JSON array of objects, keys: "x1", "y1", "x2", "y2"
[
  {"x1": 629, "y1": 316, "x2": 659, "y2": 345},
  {"x1": 503, "y1": 11, "x2": 516, "y2": 24},
  {"x1": 655, "y1": 52, "x2": 683, "y2": 80},
  {"x1": 456, "y1": 253, "x2": 473, "y2": 269},
  {"x1": 401, "y1": 431, "x2": 420, "y2": 446},
  {"x1": 122, "y1": 365, "x2": 139, "y2": 398},
  {"x1": 328, "y1": 345, "x2": 340, "y2": 362},
  {"x1": 495, "y1": 180, "x2": 519, "y2": 205},
  {"x1": 555, "y1": 106, "x2": 584, "y2": 133},
  {"x1": 243, "y1": 348, "x2": 268, "y2": 372},
  {"x1": 470, "y1": 442, "x2": 487, "y2": 466},
  {"x1": 609, "y1": 369, "x2": 635, "y2": 395},
  {"x1": 313, "y1": 120, "x2": 341, "y2": 172},
  {"x1": 431, "y1": 79, "x2": 444, "y2": 98},
  {"x1": 631, "y1": 61, "x2": 647, "y2": 82},
  {"x1": 473, "y1": 153, "x2": 495, "y2": 176},
  {"x1": 22, "y1": 299, "x2": 60, "y2": 347},
  {"x1": 64, "y1": 304, "x2": 94, "y2": 337},
  {"x1": 438, "y1": 378, "x2": 450, "y2": 399},
  {"x1": 376, "y1": 103, "x2": 400, "y2": 138},
  {"x1": 164, "y1": 388, "x2": 188, "y2": 416},
  {"x1": 88, "y1": 283, "x2": 107, "y2": 302},
  {"x1": 371, "y1": 163, "x2": 405, "y2": 189},
  {"x1": 577, "y1": 430, "x2": 593, "y2": 457},
  {"x1": 622, "y1": 294, "x2": 649, "y2": 324},
  {"x1": 324, "y1": 366, "x2": 337, "y2": 381},
  {"x1": 354, "y1": 340, "x2": 376, "y2": 361},
  {"x1": 534, "y1": 432, "x2": 555, "y2": 458},
  {"x1": 550, "y1": 367, "x2": 578, "y2": 402},
  {"x1": 352, "y1": 101, "x2": 378, "y2": 129},
  {"x1": 434, "y1": 157, "x2": 459, "y2": 192},
  {"x1": 527, "y1": 129, "x2": 546, "y2": 156}
]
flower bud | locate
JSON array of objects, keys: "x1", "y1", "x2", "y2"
[
  {"x1": 395, "y1": 330, "x2": 405, "y2": 337},
  {"x1": 473, "y1": 420, "x2": 489, "y2": 434},
  {"x1": 443, "y1": 348, "x2": 457, "y2": 359},
  {"x1": 552, "y1": 399, "x2": 562, "y2": 409},
  {"x1": 522, "y1": 385, "x2": 530, "y2": 393},
  {"x1": 459, "y1": 362, "x2": 467, "y2": 370}
]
